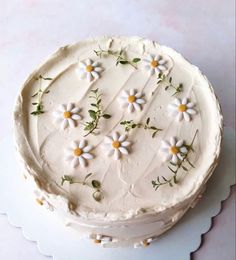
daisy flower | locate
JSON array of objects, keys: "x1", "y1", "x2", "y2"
[
  {"x1": 103, "y1": 132, "x2": 131, "y2": 160},
  {"x1": 53, "y1": 103, "x2": 82, "y2": 130},
  {"x1": 65, "y1": 140, "x2": 94, "y2": 168},
  {"x1": 143, "y1": 54, "x2": 169, "y2": 76},
  {"x1": 119, "y1": 89, "x2": 146, "y2": 113},
  {"x1": 160, "y1": 137, "x2": 188, "y2": 164},
  {"x1": 77, "y1": 59, "x2": 103, "y2": 82},
  {"x1": 168, "y1": 98, "x2": 197, "y2": 122}
]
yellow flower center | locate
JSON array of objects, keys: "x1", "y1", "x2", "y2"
[
  {"x1": 36, "y1": 198, "x2": 44, "y2": 206},
  {"x1": 86, "y1": 65, "x2": 93, "y2": 72},
  {"x1": 178, "y1": 104, "x2": 187, "y2": 112},
  {"x1": 143, "y1": 240, "x2": 150, "y2": 247},
  {"x1": 170, "y1": 146, "x2": 179, "y2": 154},
  {"x1": 63, "y1": 111, "x2": 71, "y2": 118},
  {"x1": 112, "y1": 141, "x2": 121, "y2": 149},
  {"x1": 128, "y1": 95, "x2": 136, "y2": 103},
  {"x1": 150, "y1": 60, "x2": 159, "y2": 68},
  {"x1": 94, "y1": 239, "x2": 101, "y2": 244},
  {"x1": 73, "y1": 148, "x2": 83, "y2": 156}
]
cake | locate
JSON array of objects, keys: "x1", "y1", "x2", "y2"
[{"x1": 13, "y1": 36, "x2": 223, "y2": 248}]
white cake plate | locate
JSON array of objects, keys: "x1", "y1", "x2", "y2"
[{"x1": 0, "y1": 127, "x2": 235, "y2": 260}]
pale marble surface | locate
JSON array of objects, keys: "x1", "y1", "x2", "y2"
[{"x1": 0, "y1": 0, "x2": 235, "y2": 259}]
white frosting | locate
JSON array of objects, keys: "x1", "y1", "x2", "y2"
[{"x1": 13, "y1": 36, "x2": 223, "y2": 246}]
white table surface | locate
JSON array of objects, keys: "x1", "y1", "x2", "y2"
[{"x1": 0, "y1": 0, "x2": 235, "y2": 259}]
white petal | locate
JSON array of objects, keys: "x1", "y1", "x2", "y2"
[
  {"x1": 182, "y1": 98, "x2": 188, "y2": 105},
  {"x1": 183, "y1": 112, "x2": 191, "y2": 121},
  {"x1": 174, "y1": 98, "x2": 181, "y2": 105},
  {"x1": 61, "y1": 119, "x2": 69, "y2": 129},
  {"x1": 180, "y1": 147, "x2": 188, "y2": 153},
  {"x1": 104, "y1": 136, "x2": 113, "y2": 143},
  {"x1": 67, "y1": 103, "x2": 73, "y2": 111},
  {"x1": 136, "y1": 98, "x2": 145, "y2": 104},
  {"x1": 82, "y1": 153, "x2": 94, "y2": 160},
  {"x1": 79, "y1": 62, "x2": 86, "y2": 68},
  {"x1": 91, "y1": 71, "x2": 99, "y2": 80},
  {"x1": 135, "y1": 92, "x2": 142, "y2": 98},
  {"x1": 118, "y1": 135, "x2": 127, "y2": 142},
  {"x1": 161, "y1": 140, "x2": 171, "y2": 148},
  {"x1": 187, "y1": 109, "x2": 197, "y2": 115},
  {"x1": 71, "y1": 107, "x2": 80, "y2": 113},
  {"x1": 79, "y1": 72, "x2": 87, "y2": 79},
  {"x1": 154, "y1": 67, "x2": 161, "y2": 74},
  {"x1": 177, "y1": 153, "x2": 184, "y2": 160},
  {"x1": 144, "y1": 64, "x2": 151, "y2": 71},
  {"x1": 79, "y1": 139, "x2": 86, "y2": 149},
  {"x1": 85, "y1": 59, "x2": 92, "y2": 65},
  {"x1": 112, "y1": 132, "x2": 119, "y2": 141},
  {"x1": 79, "y1": 156, "x2": 86, "y2": 167},
  {"x1": 158, "y1": 59, "x2": 166, "y2": 65},
  {"x1": 121, "y1": 141, "x2": 131, "y2": 147},
  {"x1": 169, "y1": 110, "x2": 179, "y2": 117},
  {"x1": 83, "y1": 145, "x2": 93, "y2": 152},
  {"x1": 86, "y1": 72, "x2": 92, "y2": 82},
  {"x1": 148, "y1": 68, "x2": 155, "y2": 76},
  {"x1": 187, "y1": 102, "x2": 195, "y2": 108},
  {"x1": 158, "y1": 65, "x2": 166, "y2": 71},
  {"x1": 94, "y1": 67, "x2": 103, "y2": 72},
  {"x1": 176, "y1": 140, "x2": 184, "y2": 147},
  {"x1": 164, "y1": 154, "x2": 172, "y2": 162},
  {"x1": 120, "y1": 101, "x2": 129, "y2": 108},
  {"x1": 129, "y1": 89, "x2": 135, "y2": 95},
  {"x1": 128, "y1": 103, "x2": 134, "y2": 113},
  {"x1": 72, "y1": 158, "x2": 79, "y2": 168},
  {"x1": 68, "y1": 118, "x2": 75, "y2": 128},
  {"x1": 171, "y1": 154, "x2": 178, "y2": 164},
  {"x1": 177, "y1": 112, "x2": 183, "y2": 121},
  {"x1": 122, "y1": 90, "x2": 129, "y2": 97},
  {"x1": 146, "y1": 54, "x2": 153, "y2": 61},
  {"x1": 133, "y1": 102, "x2": 142, "y2": 111},
  {"x1": 92, "y1": 61, "x2": 99, "y2": 67},
  {"x1": 53, "y1": 111, "x2": 62, "y2": 118},
  {"x1": 168, "y1": 104, "x2": 178, "y2": 111},
  {"x1": 170, "y1": 137, "x2": 176, "y2": 146},
  {"x1": 59, "y1": 104, "x2": 66, "y2": 112},
  {"x1": 54, "y1": 117, "x2": 63, "y2": 124},
  {"x1": 114, "y1": 149, "x2": 121, "y2": 160},
  {"x1": 160, "y1": 148, "x2": 169, "y2": 153},
  {"x1": 71, "y1": 114, "x2": 82, "y2": 120},
  {"x1": 119, "y1": 147, "x2": 128, "y2": 155},
  {"x1": 71, "y1": 141, "x2": 79, "y2": 149},
  {"x1": 154, "y1": 55, "x2": 161, "y2": 61}
]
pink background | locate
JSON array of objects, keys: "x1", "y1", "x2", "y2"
[{"x1": 0, "y1": 0, "x2": 235, "y2": 259}]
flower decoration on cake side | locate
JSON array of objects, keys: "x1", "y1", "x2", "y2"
[
  {"x1": 119, "y1": 89, "x2": 146, "y2": 113},
  {"x1": 160, "y1": 137, "x2": 188, "y2": 164},
  {"x1": 168, "y1": 98, "x2": 197, "y2": 122},
  {"x1": 77, "y1": 59, "x2": 103, "y2": 82},
  {"x1": 53, "y1": 103, "x2": 82, "y2": 130},
  {"x1": 143, "y1": 54, "x2": 170, "y2": 76},
  {"x1": 103, "y1": 132, "x2": 131, "y2": 160},
  {"x1": 65, "y1": 140, "x2": 94, "y2": 168}
]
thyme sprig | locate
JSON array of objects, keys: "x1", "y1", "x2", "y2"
[
  {"x1": 120, "y1": 117, "x2": 162, "y2": 138},
  {"x1": 94, "y1": 46, "x2": 141, "y2": 69},
  {"x1": 157, "y1": 73, "x2": 183, "y2": 96},
  {"x1": 61, "y1": 173, "x2": 103, "y2": 202},
  {"x1": 31, "y1": 75, "x2": 52, "y2": 116},
  {"x1": 152, "y1": 129, "x2": 198, "y2": 190},
  {"x1": 84, "y1": 88, "x2": 111, "y2": 137}
]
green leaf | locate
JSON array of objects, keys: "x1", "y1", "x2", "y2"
[
  {"x1": 91, "y1": 180, "x2": 101, "y2": 189},
  {"x1": 169, "y1": 77, "x2": 172, "y2": 83},
  {"x1": 146, "y1": 117, "x2": 150, "y2": 125},
  {"x1": 102, "y1": 114, "x2": 111, "y2": 119},
  {"x1": 83, "y1": 173, "x2": 93, "y2": 183},
  {"x1": 92, "y1": 190, "x2": 102, "y2": 202},
  {"x1": 165, "y1": 86, "x2": 169, "y2": 91},
  {"x1": 132, "y1": 58, "x2": 141, "y2": 63},
  {"x1": 119, "y1": 60, "x2": 129, "y2": 64},
  {"x1": 182, "y1": 166, "x2": 188, "y2": 171},
  {"x1": 88, "y1": 110, "x2": 96, "y2": 119}
]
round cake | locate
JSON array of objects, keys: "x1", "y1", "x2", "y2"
[{"x1": 13, "y1": 36, "x2": 223, "y2": 247}]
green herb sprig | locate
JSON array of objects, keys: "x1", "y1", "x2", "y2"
[
  {"x1": 94, "y1": 46, "x2": 141, "y2": 69},
  {"x1": 84, "y1": 88, "x2": 111, "y2": 137},
  {"x1": 120, "y1": 117, "x2": 162, "y2": 138},
  {"x1": 31, "y1": 75, "x2": 52, "y2": 116},
  {"x1": 152, "y1": 129, "x2": 198, "y2": 190},
  {"x1": 61, "y1": 173, "x2": 103, "y2": 202},
  {"x1": 157, "y1": 73, "x2": 183, "y2": 96}
]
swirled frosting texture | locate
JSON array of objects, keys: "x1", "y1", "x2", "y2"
[{"x1": 13, "y1": 36, "x2": 223, "y2": 223}]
